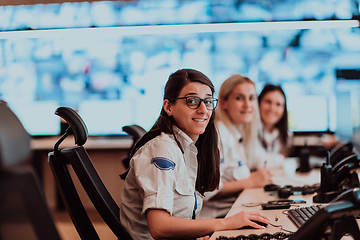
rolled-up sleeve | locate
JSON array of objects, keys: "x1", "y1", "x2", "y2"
[{"x1": 132, "y1": 138, "x2": 179, "y2": 216}]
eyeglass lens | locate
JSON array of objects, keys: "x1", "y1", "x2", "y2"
[{"x1": 186, "y1": 97, "x2": 217, "y2": 110}]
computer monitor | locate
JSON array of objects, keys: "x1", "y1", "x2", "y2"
[
  {"x1": 0, "y1": 1, "x2": 359, "y2": 138},
  {"x1": 287, "y1": 95, "x2": 329, "y2": 132},
  {"x1": 351, "y1": 89, "x2": 360, "y2": 155},
  {"x1": 7, "y1": 101, "x2": 61, "y2": 137},
  {"x1": 77, "y1": 100, "x2": 133, "y2": 136},
  {"x1": 335, "y1": 91, "x2": 354, "y2": 142},
  {"x1": 353, "y1": 128, "x2": 360, "y2": 155}
]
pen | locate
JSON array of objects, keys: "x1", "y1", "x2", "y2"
[{"x1": 275, "y1": 213, "x2": 280, "y2": 221}]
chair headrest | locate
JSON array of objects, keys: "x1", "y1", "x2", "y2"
[
  {"x1": 55, "y1": 107, "x2": 88, "y2": 146},
  {"x1": 122, "y1": 125, "x2": 146, "y2": 143}
]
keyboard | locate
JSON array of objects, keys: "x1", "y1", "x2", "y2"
[{"x1": 287, "y1": 205, "x2": 324, "y2": 227}]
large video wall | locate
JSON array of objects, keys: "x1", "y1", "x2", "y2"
[{"x1": 0, "y1": 0, "x2": 360, "y2": 136}]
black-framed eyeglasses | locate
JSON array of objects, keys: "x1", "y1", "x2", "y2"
[{"x1": 172, "y1": 96, "x2": 219, "y2": 110}]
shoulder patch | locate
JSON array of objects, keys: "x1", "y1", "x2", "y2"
[{"x1": 151, "y1": 157, "x2": 176, "y2": 170}]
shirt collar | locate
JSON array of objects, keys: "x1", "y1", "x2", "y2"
[
  {"x1": 235, "y1": 127, "x2": 242, "y2": 142},
  {"x1": 264, "y1": 128, "x2": 279, "y2": 141},
  {"x1": 231, "y1": 125, "x2": 242, "y2": 143},
  {"x1": 172, "y1": 125, "x2": 197, "y2": 153}
]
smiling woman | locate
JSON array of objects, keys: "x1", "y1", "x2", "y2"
[
  {"x1": 120, "y1": 69, "x2": 270, "y2": 240},
  {"x1": 258, "y1": 84, "x2": 293, "y2": 158}
]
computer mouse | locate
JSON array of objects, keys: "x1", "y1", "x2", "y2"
[
  {"x1": 277, "y1": 187, "x2": 292, "y2": 198},
  {"x1": 240, "y1": 220, "x2": 269, "y2": 229},
  {"x1": 264, "y1": 183, "x2": 280, "y2": 192}
]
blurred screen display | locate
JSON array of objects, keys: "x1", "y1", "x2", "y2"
[{"x1": 0, "y1": 0, "x2": 360, "y2": 135}]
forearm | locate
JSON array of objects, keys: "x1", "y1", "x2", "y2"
[
  {"x1": 147, "y1": 209, "x2": 226, "y2": 239},
  {"x1": 210, "y1": 169, "x2": 273, "y2": 201},
  {"x1": 210, "y1": 178, "x2": 250, "y2": 200},
  {"x1": 147, "y1": 208, "x2": 270, "y2": 239}
]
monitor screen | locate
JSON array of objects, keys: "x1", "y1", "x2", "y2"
[
  {"x1": 287, "y1": 95, "x2": 329, "y2": 132},
  {"x1": 7, "y1": 101, "x2": 61, "y2": 137},
  {"x1": 353, "y1": 126, "x2": 360, "y2": 154},
  {"x1": 78, "y1": 100, "x2": 134, "y2": 136},
  {"x1": 351, "y1": 89, "x2": 360, "y2": 154},
  {"x1": 335, "y1": 91, "x2": 354, "y2": 142}
]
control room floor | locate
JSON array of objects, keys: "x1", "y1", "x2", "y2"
[{"x1": 53, "y1": 210, "x2": 117, "y2": 240}]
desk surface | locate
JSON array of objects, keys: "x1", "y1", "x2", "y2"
[
  {"x1": 31, "y1": 136, "x2": 133, "y2": 150},
  {"x1": 31, "y1": 134, "x2": 326, "y2": 151},
  {"x1": 209, "y1": 159, "x2": 360, "y2": 240}
]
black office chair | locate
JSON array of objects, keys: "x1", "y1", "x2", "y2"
[
  {"x1": 48, "y1": 106, "x2": 133, "y2": 240},
  {"x1": 121, "y1": 124, "x2": 147, "y2": 169},
  {"x1": 0, "y1": 102, "x2": 61, "y2": 240},
  {"x1": 0, "y1": 168, "x2": 62, "y2": 240},
  {"x1": 330, "y1": 141, "x2": 354, "y2": 167},
  {"x1": 0, "y1": 102, "x2": 31, "y2": 168}
]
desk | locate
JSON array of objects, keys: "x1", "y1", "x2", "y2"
[
  {"x1": 31, "y1": 135, "x2": 133, "y2": 151},
  {"x1": 209, "y1": 159, "x2": 360, "y2": 240}
]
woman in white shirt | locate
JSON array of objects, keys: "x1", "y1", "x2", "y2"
[
  {"x1": 200, "y1": 74, "x2": 275, "y2": 219},
  {"x1": 258, "y1": 84, "x2": 293, "y2": 158},
  {"x1": 120, "y1": 69, "x2": 270, "y2": 240}
]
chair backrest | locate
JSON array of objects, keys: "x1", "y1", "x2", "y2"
[
  {"x1": 122, "y1": 125, "x2": 147, "y2": 147},
  {"x1": 0, "y1": 102, "x2": 31, "y2": 168},
  {"x1": 0, "y1": 102, "x2": 61, "y2": 240},
  {"x1": 330, "y1": 141, "x2": 354, "y2": 167},
  {"x1": 121, "y1": 124, "x2": 147, "y2": 169},
  {"x1": 48, "y1": 107, "x2": 133, "y2": 240},
  {"x1": 0, "y1": 168, "x2": 62, "y2": 240}
]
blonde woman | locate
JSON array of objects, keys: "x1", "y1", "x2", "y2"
[{"x1": 200, "y1": 74, "x2": 282, "y2": 219}]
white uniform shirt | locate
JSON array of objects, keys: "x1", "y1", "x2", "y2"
[
  {"x1": 120, "y1": 126, "x2": 203, "y2": 240},
  {"x1": 261, "y1": 128, "x2": 293, "y2": 154},
  {"x1": 255, "y1": 128, "x2": 294, "y2": 169},
  {"x1": 262, "y1": 128, "x2": 282, "y2": 153},
  {"x1": 200, "y1": 121, "x2": 250, "y2": 219}
]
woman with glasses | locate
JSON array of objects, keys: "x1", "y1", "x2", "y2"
[
  {"x1": 200, "y1": 74, "x2": 279, "y2": 220},
  {"x1": 120, "y1": 69, "x2": 270, "y2": 240},
  {"x1": 258, "y1": 84, "x2": 293, "y2": 158}
]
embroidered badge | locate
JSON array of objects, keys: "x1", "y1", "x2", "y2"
[{"x1": 151, "y1": 157, "x2": 175, "y2": 170}]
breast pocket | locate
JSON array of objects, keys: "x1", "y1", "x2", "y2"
[{"x1": 173, "y1": 181, "x2": 195, "y2": 219}]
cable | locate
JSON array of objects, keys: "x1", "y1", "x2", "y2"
[
  {"x1": 269, "y1": 222, "x2": 295, "y2": 234},
  {"x1": 216, "y1": 231, "x2": 292, "y2": 240}
]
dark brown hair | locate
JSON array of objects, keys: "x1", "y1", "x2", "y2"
[
  {"x1": 258, "y1": 84, "x2": 290, "y2": 154},
  {"x1": 131, "y1": 69, "x2": 220, "y2": 195}
]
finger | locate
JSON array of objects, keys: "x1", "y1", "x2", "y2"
[
  {"x1": 246, "y1": 220, "x2": 267, "y2": 229},
  {"x1": 248, "y1": 212, "x2": 271, "y2": 222},
  {"x1": 258, "y1": 215, "x2": 271, "y2": 223},
  {"x1": 196, "y1": 236, "x2": 210, "y2": 240},
  {"x1": 253, "y1": 221, "x2": 267, "y2": 229},
  {"x1": 255, "y1": 217, "x2": 271, "y2": 225}
]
